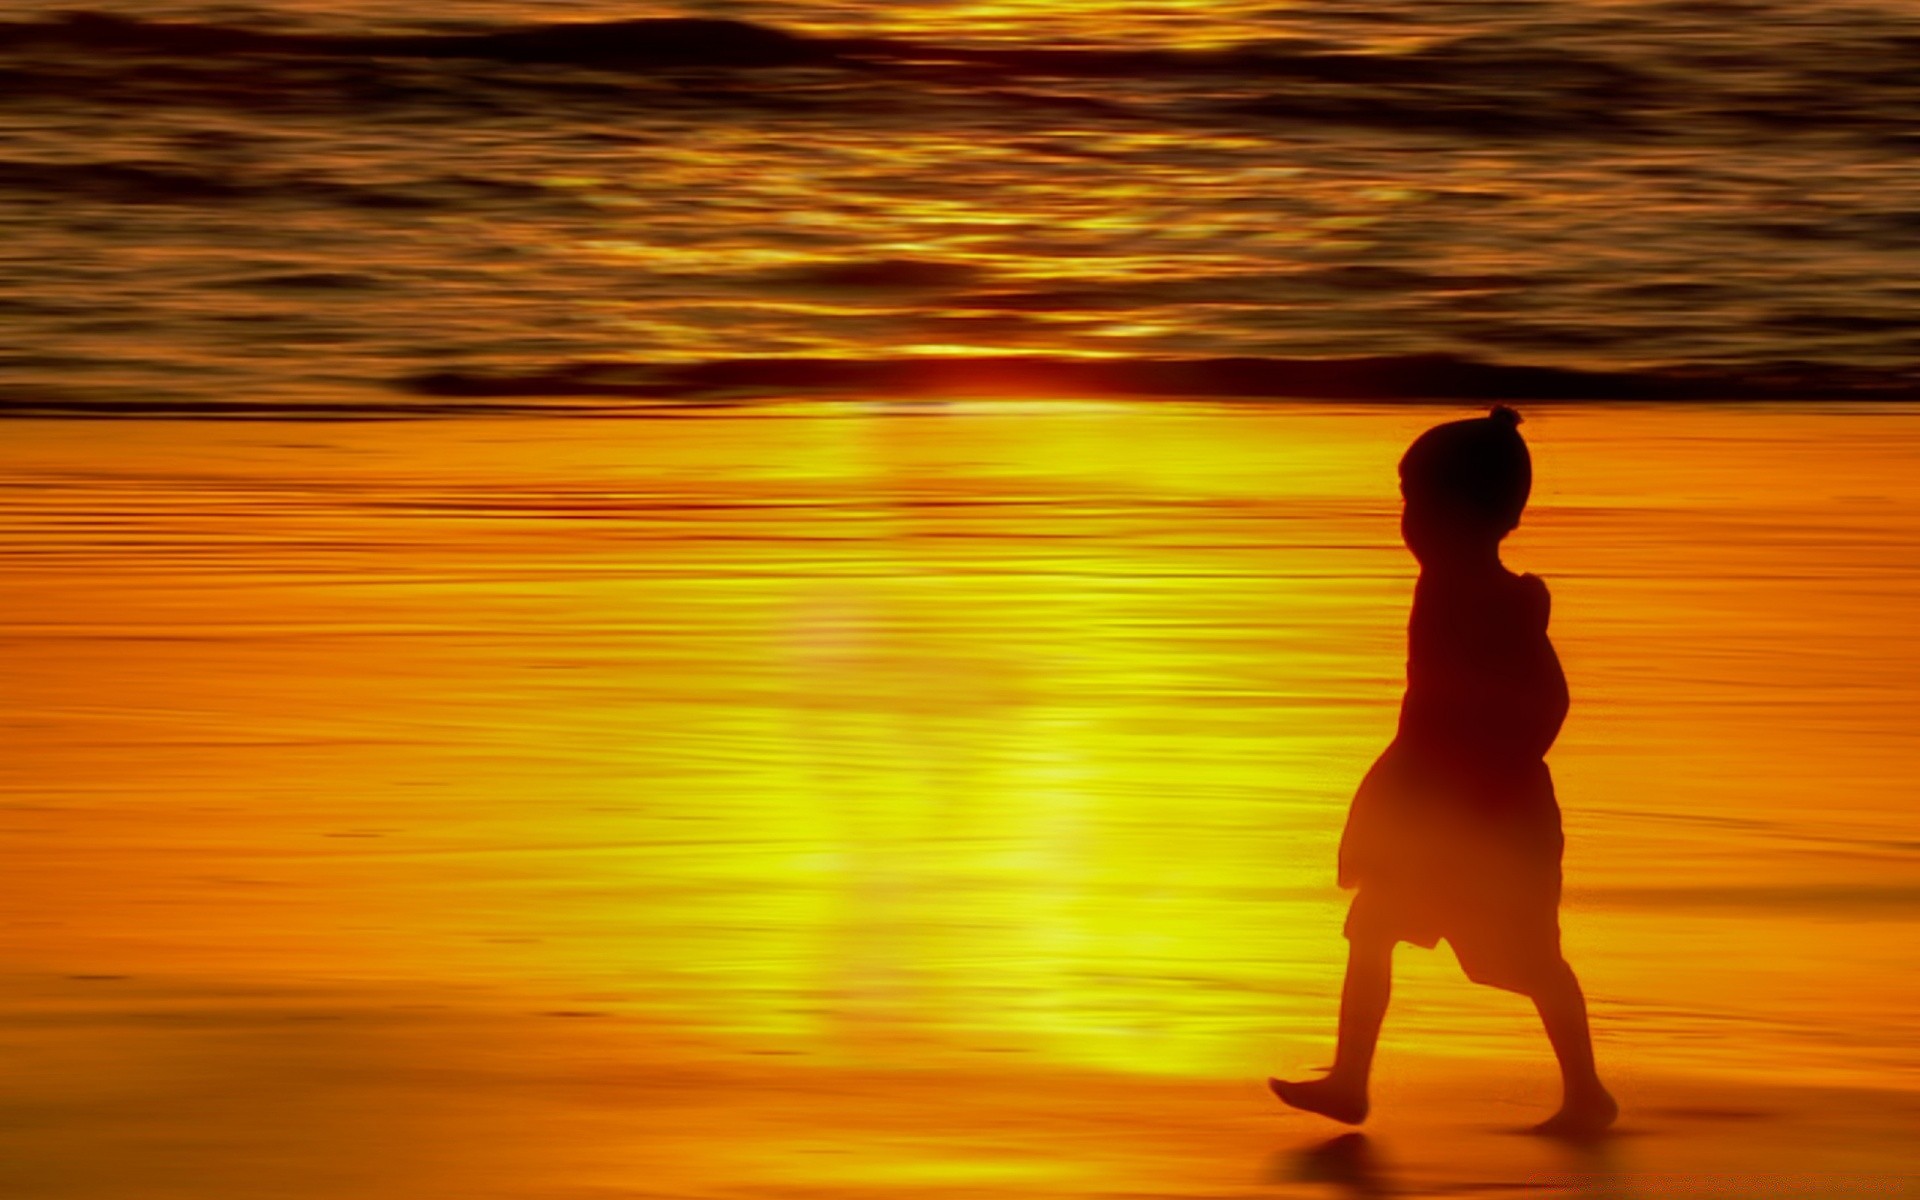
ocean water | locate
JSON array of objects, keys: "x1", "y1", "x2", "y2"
[{"x1": 2, "y1": 0, "x2": 1920, "y2": 414}]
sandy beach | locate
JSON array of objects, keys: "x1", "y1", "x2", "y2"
[{"x1": 4, "y1": 403, "x2": 1916, "y2": 1197}]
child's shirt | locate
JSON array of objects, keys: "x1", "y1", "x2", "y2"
[{"x1": 1339, "y1": 569, "x2": 1568, "y2": 890}]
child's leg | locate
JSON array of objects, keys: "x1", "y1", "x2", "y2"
[
  {"x1": 1331, "y1": 934, "x2": 1394, "y2": 1090},
  {"x1": 1270, "y1": 934, "x2": 1393, "y2": 1124},
  {"x1": 1526, "y1": 958, "x2": 1617, "y2": 1134}
]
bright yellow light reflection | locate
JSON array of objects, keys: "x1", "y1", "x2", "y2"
[{"x1": 4, "y1": 404, "x2": 1917, "y2": 1097}]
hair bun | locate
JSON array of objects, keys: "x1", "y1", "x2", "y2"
[{"x1": 1487, "y1": 404, "x2": 1523, "y2": 429}]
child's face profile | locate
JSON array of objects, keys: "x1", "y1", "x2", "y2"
[{"x1": 1400, "y1": 482, "x2": 1501, "y2": 567}]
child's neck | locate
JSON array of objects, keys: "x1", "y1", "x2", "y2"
[{"x1": 1420, "y1": 542, "x2": 1508, "y2": 580}]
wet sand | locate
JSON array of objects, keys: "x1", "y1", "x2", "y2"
[
  {"x1": 4, "y1": 402, "x2": 1917, "y2": 1197},
  {"x1": 5, "y1": 971, "x2": 1916, "y2": 1199}
]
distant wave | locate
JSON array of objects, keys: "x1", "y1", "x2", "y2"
[
  {"x1": 0, "y1": 392, "x2": 728, "y2": 420},
  {"x1": 8, "y1": 356, "x2": 1915, "y2": 419},
  {"x1": 5, "y1": 11, "x2": 1915, "y2": 140},
  {"x1": 0, "y1": 11, "x2": 1642, "y2": 80},
  {"x1": 0, "y1": 157, "x2": 580, "y2": 210},
  {"x1": 402, "y1": 355, "x2": 1920, "y2": 404},
  {"x1": 0, "y1": 12, "x2": 829, "y2": 68}
]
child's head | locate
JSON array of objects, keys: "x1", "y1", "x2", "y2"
[{"x1": 1398, "y1": 406, "x2": 1531, "y2": 564}]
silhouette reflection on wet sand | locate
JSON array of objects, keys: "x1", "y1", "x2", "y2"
[
  {"x1": 1272, "y1": 406, "x2": 1617, "y2": 1137},
  {"x1": 1277, "y1": 1132, "x2": 1389, "y2": 1199}
]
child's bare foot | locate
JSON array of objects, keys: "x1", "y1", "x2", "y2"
[
  {"x1": 1531, "y1": 1087, "x2": 1618, "y2": 1138},
  {"x1": 1268, "y1": 1076, "x2": 1369, "y2": 1125}
]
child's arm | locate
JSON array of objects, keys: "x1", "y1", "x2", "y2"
[{"x1": 1512, "y1": 574, "x2": 1569, "y2": 762}]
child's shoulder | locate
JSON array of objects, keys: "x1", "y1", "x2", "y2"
[{"x1": 1512, "y1": 571, "x2": 1552, "y2": 628}]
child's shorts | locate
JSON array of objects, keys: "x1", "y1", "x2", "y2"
[{"x1": 1344, "y1": 871, "x2": 1565, "y2": 995}]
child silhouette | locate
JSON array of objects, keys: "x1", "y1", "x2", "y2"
[{"x1": 1271, "y1": 406, "x2": 1616, "y2": 1137}]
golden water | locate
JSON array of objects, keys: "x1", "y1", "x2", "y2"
[{"x1": 5, "y1": 403, "x2": 1916, "y2": 1107}]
